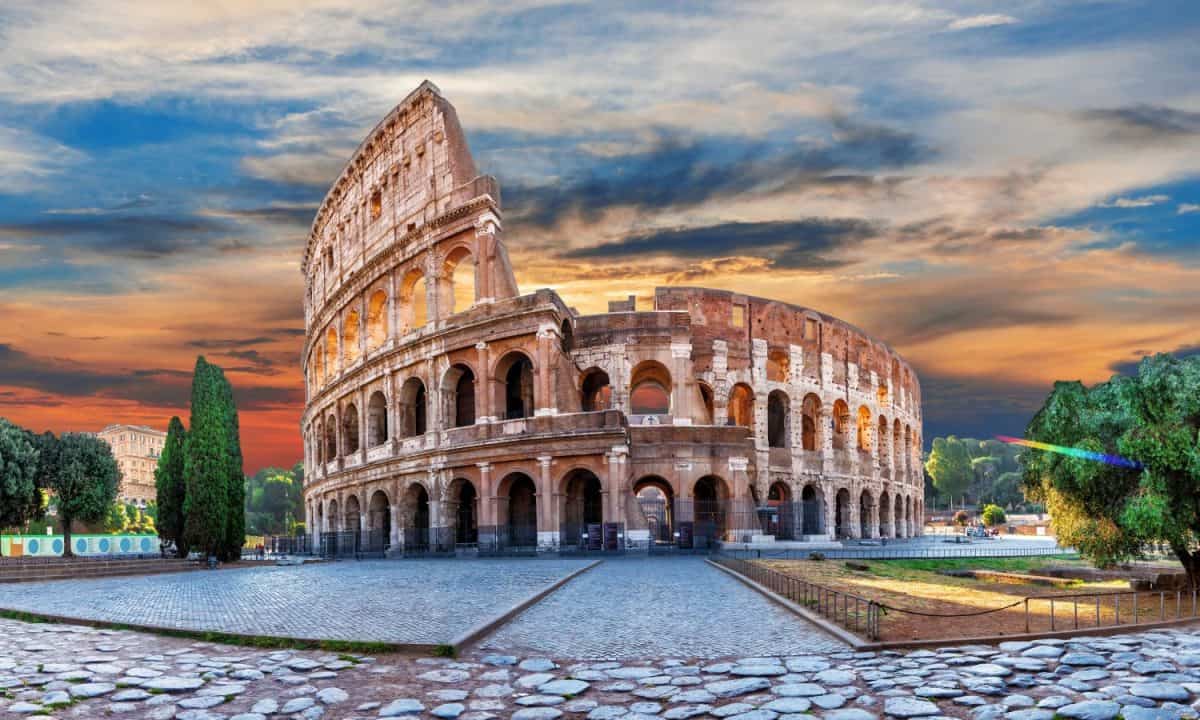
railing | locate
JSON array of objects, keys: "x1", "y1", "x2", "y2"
[
  {"x1": 1022, "y1": 588, "x2": 1200, "y2": 634},
  {"x1": 477, "y1": 524, "x2": 540, "y2": 556},
  {"x1": 722, "y1": 544, "x2": 1074, "y2": 561},
  {"x1": 714, "y1": 555, "x2": 882, "y2": 640}
]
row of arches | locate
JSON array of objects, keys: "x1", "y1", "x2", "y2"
[{"x1": 309, "y1": 247, "x2": 477, "y2": 393}]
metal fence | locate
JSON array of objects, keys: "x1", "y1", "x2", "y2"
[
  {"x1": 721, "y1": 544, "x2": 1074, "y2": 561},
  {"x1": 477, "y1": 524, "x2": 540, "y2": 556},
  {"x1": 558, "y1": 522, "x2": 626, "y2": 555},
  {"x1": 1022, "y1": 587, "x2": 1200, "y2": 633},
  {"x1": 713, "y1": 555, "x2": 882, "y2": 640}
]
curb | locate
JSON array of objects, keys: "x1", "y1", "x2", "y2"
[
  {"x1": 706, "y1": 559, "x2": 867, "y2": 649},
  {"x1": 449, "y1": 559, "x2": 603, "y2": 653}
]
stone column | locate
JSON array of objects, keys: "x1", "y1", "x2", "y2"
[
  {"x1": 670, "y1": 342, "x2": 693, "y2": 424},
  {"x1": 474, "y1": 213, "x2": 500, "y2": 304},
  {"x1": 537, "y1": 456, "x2": 553, "y2": 548},
  {"x1": 389, "y1": 503, "x2": 400, "y2": 551},
  {"x1": 477, "y1": 463, "x2": 494, "y2": 525},
  {"x1": 712, "y1": 340, "x2": 729, "y2": 421},
  {"x1": 535, "y1": 326, "x2": 557, "y2": 416},
  {"x1": 475, "y1": 342, "x2": 492, "y2": 423}
]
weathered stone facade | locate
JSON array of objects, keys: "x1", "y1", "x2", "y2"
[{"x1": 301, "y1": 82, "x2": 923, "y2": 552}]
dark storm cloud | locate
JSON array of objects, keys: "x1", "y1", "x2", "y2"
[
  {"x1": 565, "y1": 219, "x2": 880, "y2": 269},
  {"x1": 0, "y1": 343, "x2": 299, "y2": 410},
  {"x1": 1108, "y1": 343, "x2": 1200, "y2": 376},
  {"x1": 1078, "y1": 104, "x2": 1200, "y2": 145},
  {"x1": 505, "y1": 119, "x2": 931, "y2": 229},
  {"x1": 188, "y1": 337, "x2": 275, "y2": 350},
  {"x1": 918, "y1": 370, "x2": 1052, "y2": 445},
  {"x1": 0, "y1": 215, "x2": 229, "y2": 259}
]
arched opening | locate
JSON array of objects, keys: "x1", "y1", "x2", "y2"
[
  {"x1": 581, "y1": 368, "x2": 612, "y2": 412},
  {"x1": 367, "y1": 391, "x2": 387, "y2": 447},
  {"x1": 727, "y1": 383, "x2": 754, "y2": 428},
  {"x1": 502, "y1": 473, "x2": 538, "y2": 548},
  {"x1": 629, "y1": 360, "x2": 672, "y2": 416},
  {"x1": 324, "y1": 415, "x2": 337, "y2": 461},
  {"x1": 694, "y1": 475, "x2": 729, "y2": 541},
  {"x1": 562, "y1": 469, "x2": 603, "y2": 547},
  {"x1": 906, "y1": 496, "x2": 914, "y2": 536},
  {"x1": 835, "y1": 488, "x2": 851, "y2": 539},
  {"x1": 635, "y1": 476, "x2": 674, "y2": 545},
  {"x1": 327, "y1": 498, "x2": 340, "y2": 532},
  {"x1": 399, "y1": 377, "x2": 427, "y2": 436},
  {"x1": 857, "y1": 406, "x2": 872, "y2": 451},
  {"x1": 343, "y1": 309, "x2": 361, "y2": 366},
  {"x1": 497, "y1": 352, "x2": 535, "y2": 420},
  {"x1": 313, "y1": 348, "x2": 324, "y2": 390},
  {"x1": 341, "y1": 404, "x2": 359, "y2": 456},
  {"x1": 443, "y1": 364, "x2": 475, "y2": 427},
  {"x1": 767, "y1": 350, "x2": 789, "y2": 383},
  {"x1": 368, "y1": 490, "x2": 391, "y2": 552},
  {"x1": 877, "y1": 383, "x2": 889, "y2": 407},
  {"x1": 444, "y1": 246, "x2": 475, "y2": 314},
  {"x1": 767, "y1": 390, "x2": 789, "y2": 448},
  {"x1": 401, "y1": 269, "x2": 428, "y2": 332},
  {"x1": 860, "y1": 490, "x2": 873, "y2": 538},
  {"x1": 767, "y1": 480, "x2": 795, "y2": 539},
  {"x1": 447, "y1": 478, "x2": 478, "y2": 546},
  {"x1": 801, "y1": 394, "x2": 820, "y2": 451},
  {"x1": 344, "y1": 495, "x2": 361, "y2": 536},
  {"x1": 877, "y1": 416, "x2": 889, "y2": 468},
  {"x1": 801, "y1": 484, "x2": 823, "y2": 535},
  {"x1": 894, "y1": 495, "x2": 904, "y2": 538},
  {"x1": 904, "y1": 425, "x2": 913, "y2": 477},
  {"x1": 402, "y1": 483, "x2": 431, "y2": 549},
  {"x1": 560, "y1": 319, "x2": 574, "y2": 354},
  {"x1": 893, "y1": 419, "x2": 903, "y2": 471},
  {"x1": 367, "y1": 290, "x2": 388, "y2": 352},
  {"x1": 879, "y1": 490, "x2": 891, "y2": 539},
  {"x1": 832, "y1": 399, "x2": 850, "y2": 450},
  {"x1": 316, "y1": 502, "x2": 324, "y2": 535},
  {"x1": 698, "y1": 382, "x2": 715, "y2": 424},
  {"x1": 325, "y1": 327, "x2": 338, "y2": 380}
]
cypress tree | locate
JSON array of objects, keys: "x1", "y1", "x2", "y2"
[
  {"x1": 183, "y1": 357, "x2": 228, "y2": 558},
  {"x1": 154, "y1": 416, "x2": 188, "y2": 556},
  {"x1": 217, "y1": 366, "x2": 246, "y2": 561}
]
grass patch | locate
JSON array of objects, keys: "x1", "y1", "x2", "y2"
[{"x1": 433, "y1": 644, "x2": 456, "y2": 658}]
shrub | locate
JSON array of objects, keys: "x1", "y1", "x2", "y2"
[{"x1": 981, "y1": 504, "x2": 1007, "y2": 527}]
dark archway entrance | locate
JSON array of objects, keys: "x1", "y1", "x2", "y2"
[
  {"x1": 448, "y1": 478, "x2": 478, "y2": 546},
  {"x1": 860, "y1": 490, "x2": 873, "y2": 539},
  {"x1": 693, "y1": 475, "x2": 728, "y2": 543},
  {"x1": 402, "y1": 484, "x2": 431, "y2": 551},
  {"x1": 505, "y1": 473, "x2": 538, "y2": 548},
  {"x1": 367, "y1": 490, "x2": 390, "y2": 554},
  {"x1": 562, "y1": 469, "x2": 603, "y2": 548},
  {"x1": 635, "y1": 476, "x2": 674, "y2": 547},
  {"x1": 801, "y1": 484, "x2": 823, "y2": 535},
  {"x1": 835, "y1": 488, "x2": 851, "y2": 539},
  {"x1": 766, "y1": 481, "x2": 796, "y2": 539}
]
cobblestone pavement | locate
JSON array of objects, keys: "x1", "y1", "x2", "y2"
[
  {"x1": 0, "y1": 559, "x2": 588, "y2": 644},
  {"x1": 7, "y1": 616, "x2": 1200, "y2": 720},
  {"x1": 481, "y1": 557, "x2": 849, "y2": 659}
]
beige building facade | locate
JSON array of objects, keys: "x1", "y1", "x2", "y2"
[
  {"x1": 97, "y1": 424, "x2": 166, "y2": 506},
  {"x1": 301, "y1": 82, "x2": 924, "y2": 554}
]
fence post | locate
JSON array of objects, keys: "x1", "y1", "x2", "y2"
[
  {"x1": 1024, "y1": 598, "x2": 1029, "y2": 633},
  {"x1": 1050, "y1": 598, "x2": 1055, "y2": 631},
  {"x1": 1133, "y1": 592, "x2": 1138, "y2": 625},
  {"x1": 1095, "y1": 595, "x2": 1100, "y2": 627}
]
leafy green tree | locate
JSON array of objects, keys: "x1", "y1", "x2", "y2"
[
  {"x1": 981, "y1": 504, "x2": 1007, "y2": 527},
  {"x1": 926, "y1": 436, "x2": 973, "y2": 501},
  {"x1": 155, "y1": 416, "x2": 188, "y2": 555},
  {"x1": 953, "y1": 509, "x2": 969, "y2": 526},
  {"x1": 983, "y1": 471, "x2": 1025, "y2": 508},
  {"x1": 1023, "y1": 353, "x2": 1200, "y2": 584},
  {"x1": 52, "y1": 433, "x2": 120, "y2": 556},
  {"x1": 105, "y1": 501, "x2": 129, "y2": 533},
  {"x1": 0, "y1": 418, "x2": 42, "y2": 530}
]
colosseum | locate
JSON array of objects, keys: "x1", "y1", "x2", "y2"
[{"x1": 301, "y1": 81, "x2": 924, "y2": 556}]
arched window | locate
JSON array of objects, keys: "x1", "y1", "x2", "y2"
[
  {"x1": 629, "y1": 360, "x2": 672, "y2": 416},
  {"x1": 496, "y1": 352, "x2": 535, "y2": 419},
  {"x1": 324, "y1": 414, "x2": 337, "y2": 460},
  {"x1": 857, "y1": 406, "x2": 872, "y2": 451},
  {"x1": 402, "y1": 269, "x2": 428, "y2": 332},
  {"x1": 342, "y1": 404, "x2": 359, "y2": 455},
  {"x1": 581, "y1": 369, "x2": 612, "y2": 411},
  {"x1": 343, "y1": 309, "x2": 360, "y2": 365},
  {"x1": 367, "y1": 391, "x2": 388, "y2": 447},
  {"x1": 767, "y1": 350, "x2": 789, "y2": 383},
  {"x1": 832, "y1": 399, "x2": 850, "y2": 450},
  {"x1": 727, "y1": 383, "x2": 754, "y2": 428},
  {"x1": 325, "y1": 327, "x2": 338, "y2": 380},
  {"x1": 444, "y1": 364, "x2": 475, "y2": 428},
  {"x1": 444, "y1": 247, "x2": 475, "y2": 314},
  {"x1": 801, "y1": 394, "x2": 820, "y2": 451},
  {"x1": 367, "y1": 290, "x2": 388, "y2": 352},
  {"x1": 399, "y1": 378, "x2": 427, "y2": 437},
  {"x1": 698, "y1": 382, "x2": 715, "y2": 424},
  {"x1": 767, "y1": 390, "x2": 789, "y2": 448},
  {"x1": 877, "y1": 383, "x2": 889, "y2": 407}
]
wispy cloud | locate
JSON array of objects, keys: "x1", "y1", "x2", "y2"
[
  {"x1": 947, "y1": 14, "x2": 1017, "y2": 31},
  {"x1": 1179, "y1": 203, "x2": 1200, "y2": 215},
  {"x1": 1099, "y1": 194, "x2": 1170, "y2": 208}
]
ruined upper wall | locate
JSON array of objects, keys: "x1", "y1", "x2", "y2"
[{"x1": 301, "y1": 81, "x2": 495, "y2": 275}]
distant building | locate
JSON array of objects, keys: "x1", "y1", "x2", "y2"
[{"x1": 97, "y1": 424, "x2": 166, "y2": 506}]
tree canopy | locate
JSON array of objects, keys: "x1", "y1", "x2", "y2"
[
  {"x1": 155, "y1": 416, "x2": 187, "y2": 555},
  {"x1": 925, "y1": 436, "x2": 973, "y2": 501},
  {"x1": 182, "y1": 357, "x2": 246, "y2": 561},
  {"x1": 0, "y1": 417, "x2": 42, "y2": 530},
  {"x1": 924, "y1": 435, "x2": 1029, "y2": 508},
  {"x1": 52, "y1": 432, "x2": 120, "y2": 556},
  {"x1": 245, "y1": 464, "x2": 305, "y2": 536},
  {"x1": 1023, "y1": 353, "x2": 1200, "y2": 582}
]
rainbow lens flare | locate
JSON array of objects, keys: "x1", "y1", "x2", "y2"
[{"x1": 996, "y1": 435, "x2": 1143, "y2": 470}]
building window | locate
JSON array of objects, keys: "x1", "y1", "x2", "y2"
[
  {"x1": 370, "y1": 190, "x2": 382, "y2": 220},
  {"x1": 731, "y1": 305, "x2": 746, "y2": 328}
]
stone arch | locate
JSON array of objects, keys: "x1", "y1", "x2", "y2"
[
  {"x1": 400, "y1": 268, "x2": 428, "y2": 332},
  {"x1": 313, "y1": 347, "x2": 324, "y2": 391},
  {"x1": 316, "y1": 501, "x2": 325, "y2": 534},
  {"x1": 561, "y1": 468, "x2": 603, "y2": 545},
  {"x1": 443, "y1": 245, "x2": 475, "y2": 315},
  {"x1": 400, "y1": 482, "x2": 431, "y2": 546},
  {"x1": 341, "y1": 403, "x2": 359, "y2": 455},
  {"x1": 343, "y1": 308, "x2": 361, "y2": 365},
  {"x1": 560, "y1": 318, "x2": 574, "y2": 354},
  {"x1": 495, "y1": 351, "x2": 535, "y2": 420},
  {"x1": 904, "y1": 425, "x2": 914, "y2": 478},
  {"x1": 877, "y1": 383, "x2": 889, "y2": 407},
  {"x1": 834, "y1": 487, "x2": 851, "y2": 539},
  {"x1": 767, "y1": 390, "x2": 790, "y2": 448},
  {"x1": 399, "y1": 377, "x2": 427, "y2": 436},
  {"x1": 344, "y1": 494, "x2": 361, "y2": 534},
  {"x1": 879, "y1": 489, "x2": 891, "y2": 538},
  {"x1": 442, "y1": 363, "x2": 476, "y2": 427},
  {"x1": 693, "y1": 474, "x2": 729, "y2": 539},
  {"x1": 634, "y1": 475, "x2": 674, "y2": 545},
  {"x1": 367, "y1": 391, "x2": 388, "y2": 447},
  {"x1": 629, "y1": 360, "x2": 672, "y2": 416},
  {"x1": 366, "y1": 290, "x2": 388, "y2": 352},
  {"x1": 498, "y1": 472, "x2": 538, "y2": 547},
  {"x1": 698, "y1": 382, "x2": 715, "y2": 424},
  {"x1": 324, "y1": 326, "x2": 338, "y2": 380},
  {"x1": 857, "y1": 405, "x2": 872, "y2": 451},
  {"x1": 893, "y1": 418, "x2": 903, "y2": 471},
  {"x1": 859, "y1": 488, "x2": 873, "y2": 538},
  {"x1": 894, "y1": 493, "x2": 905, "y2": 538},
  {"x1": 767, "y1": 480, "x2": 796, "y2": 539},
  {"x1": 327, "y1": 498, "x2": 340, "y2": 532},
  {"x1": 801, "y1": 393, "x2": 821, "y2": 451},
  {"x1": 727, "y1": 383, "x2": 754, "y2": 428},
  {"x1": 767, "y1": 349, "x2": 789, "y2": 383},
  {"x1": 324, "y1": 414, "x2": 337, "y2": 461},
  {"x1": 368, "y1": 489, "x2": 391, "y2": 549},
  {"x1": 877, "y1": 415, "x2": 890, "y2": 467},
  {"x1": 446, "y1": 477, "x2": 478, "y2": 545},
  {"x1": 832, "y1": 399, "x2": 850, "y2": 450},
  {"x1": 581, "y1": 367, "x2": 612, "y2": 411},
  {"x1": 800, "y1": 483, "x2": 824, "y2": 535}
]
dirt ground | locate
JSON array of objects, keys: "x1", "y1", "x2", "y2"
[{"x1": 758, "y1": 556, "x2": 1200, "y2": 641}]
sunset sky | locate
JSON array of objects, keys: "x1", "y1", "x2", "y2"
[{"x1": 1, "y1": 1, "x2": 1199, "y2": 474}]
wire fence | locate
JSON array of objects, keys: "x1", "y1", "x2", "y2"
[{"x1": 721, "y1": 544, "x2": 1075, "y2": 561}]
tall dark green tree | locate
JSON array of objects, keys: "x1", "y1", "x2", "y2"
[
  {"x1": 52, "y1": 433, "x2": 120, "y2": 556},
  {"x1": 1023, "y1": 353, "x2": 1200, "y2": 584},
  {"x1": 0, "y1": 417, "x2": 42, "y2": 530},
  {"x1": 182, "y1": 357, "x2": 246, "y2": 561},
  {"x1": 220, "y1": 371, "x2": 246, "y2": 561},
  {"x1": 155, "y1": 416, "x2": 188, "y2": 556}
]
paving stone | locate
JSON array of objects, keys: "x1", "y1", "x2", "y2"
[
  {"x1": 1130, "y1": 682, "x2": 1191, "y2": 701},
  {"x1": 538, "y1": 678, "x2": 590, "y2": 696},
  {"x1": 587, "y1": 706, "x2": 629, "y2": 719},
  {"x1": 824, "y1": 710, "x2": 880, "y2": 720},
  {"x1": 814, "y1": 693, "x2": 848, "y2": 709},
  {"x1": 512, "y1": 708, "x2": 564, "y2": 720},
  {"x1": 663, "y1": 704, "x2": 712, "y2": 719},
  {"x1": 380, "y1": 698, "x2": 426, "y2": 716},
  {"x1": 433, "y1": 702, "x2": 467, "y2": 718},
  {"x1": 763, "y1": 697, "x2": 813, "y2": 713},
  {"x1": 1061, "y1": 654, "x2": 1109, "y2": 667},
  {"x1": 707, "y1": 677, "x2": 773, "y2": 697},
  {"x1": 142, "y1": 675, "x2": 205, "y2": 692},
  {"x1": 883, "y1": 697, "x2": 941, "y2": 717},
  {"x1": 710, "y1": 702, "x2": 757, "y2": 717},
  {"x1": 520, "y1": 658, "x2": 558, "y2": 672},
  {"x1": 816, "y1": 669, "x2": 857, "y2": 686},
  {"x1": 776, "y1": 683, "x2": 827, "y2": 697},
  {"x1": 67, "y1": 681, "x2": 115, "y2": 697},
  {"x1": 516, "y1": 694, "x2": 566, "y2": 706},
  {"x1": 1056, "y1": 701, "x2": 1122, "y2": 720}
]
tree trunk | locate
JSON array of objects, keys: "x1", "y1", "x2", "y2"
[
  {"x1": 61, "y1": 515, "x2": 73, "y2": 558},
  {"x1": 1172, "y1": 544, "x2": 1200, "y2": 589}
]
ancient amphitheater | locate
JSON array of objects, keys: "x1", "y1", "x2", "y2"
[{"x1": 301, "y1": 82, "x2": 924, "y2": 555}]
